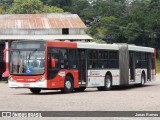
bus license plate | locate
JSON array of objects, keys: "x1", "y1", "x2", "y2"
[{"x1": 23, "y1": 83, "x2": 30, "y2": 87}]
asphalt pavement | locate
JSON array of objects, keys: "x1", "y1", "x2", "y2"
[{"x1": 0, "y1": 75, "x2": 160, "y2": 120}]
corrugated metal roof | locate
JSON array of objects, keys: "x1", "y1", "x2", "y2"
[
  {"x1": 0, "y1": 14, "x2": 86, "y2": 29},
  {"x1": 0, "y1": 35, "x2": 93, "y2": 40}
]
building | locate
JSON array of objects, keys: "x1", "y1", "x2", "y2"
[{"x1": 0, "y1": 13, "x2": 93, "y2": 79}]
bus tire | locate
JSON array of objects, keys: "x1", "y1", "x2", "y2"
[
  {"x1": 104, "y1": 75, "x2": 112, "y2": 90},
  {"x1": 75, "y1": 87, "x2": 86, "y2": 92},
  {"x1": 30, "y1": 88, "x2": 41, "y2": 94},
  {"x1": 61, "y1": 76, "x2": 73, "y2": 93},
  {"x1": 141, "y1": 74, "x2": 145, "y2": 86},
  {"x1": 97, "y1": 75, "x2": 112, "y2": 91}
]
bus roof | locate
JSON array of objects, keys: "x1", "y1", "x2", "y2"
[
  {"x1": 12, "y1": 40, "x2": 154, "y2": 53},
  {"x1": 77, "y1": 42, "x2": 154, "y2": 53},
  {"x1": 77, "y1": 42, "x2": 119, "y2": 50},
  {"x1": 128, "y1": 45, "x2": 154, "y2": 53}
]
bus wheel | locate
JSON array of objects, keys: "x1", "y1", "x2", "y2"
[
  {"x1": 141, "y1": 74, "x2": 145, "y2": 86},
  {"x1": 97, "y1": 75, "x2": 112, "y2": 91},
  {"x1": 61, "y1": 76, "x2": 73, "y2": 93},
  {"x1": 104, "y1": 75, "x2": 112, "y2": 90},
  {"x1": 30, "y1": 88, "x2": 41, "y2": 94},
  {"x1": 75, "y1": 87, "x2": 86, "y2": 92}
]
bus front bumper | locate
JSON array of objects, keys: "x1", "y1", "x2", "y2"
[{"x1": 8, "y1": 80, "x2": 47, "y2": 88}]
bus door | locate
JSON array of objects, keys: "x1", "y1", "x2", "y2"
[
  {"x1": 78, "y1": 49, "x2": 87, "y2": 85},
  {"x1": 129, "y1": 52, "x2": 135, "y2": 81},
  {"x1": 147, "y1": 53, "x2": 151, "y2": 81}
]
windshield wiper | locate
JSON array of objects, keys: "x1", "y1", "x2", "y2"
[{"x1": 27, "y1": 49, "x2": 37, "y2": 66}]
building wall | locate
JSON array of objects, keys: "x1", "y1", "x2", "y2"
[{"x1": 0, "y1": 28, "x2": 85, "y2": 35}]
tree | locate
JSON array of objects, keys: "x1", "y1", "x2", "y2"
[
  {"x1": 89, "y1": 0, "x2": 127, "y2": 17},
  {"x1": 2, "y1": 0, "x2": 160, "y2": 48},
  {"x1": 0, "y1": 0, "x2": 13, "y2": 10},
  {"x1": 121, "y1": 22, "x2": 140, "y2": 43},
  {"x1": 6, "y1": 0, "x2": 44, "y2": 14},
  {"x1": 6, "y1": 0, "x2": 64, "y2": 14},
  {"x1": 43, "y1": 5, "x2": 64, "y2": 13},
  {"x1": 0, "y1": 6, "x2": 5, "y2": 13},
  {"x1": 86, "y1": 0, "x2": 128, "y2": 42},
  {"x1": 40, "y1": 0, "x2": 73, "y2": 9},
  {"x1": 149, "y1": 0, "x2": 160, "y2": 13}
]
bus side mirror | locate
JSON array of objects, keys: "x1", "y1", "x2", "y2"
[{"x1": 51, "y1": 58, "x2": 56, "y2": 68}]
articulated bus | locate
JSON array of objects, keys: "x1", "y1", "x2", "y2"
[{"x1": 8, "y1": 40, "x2": 156, "y2": 94}]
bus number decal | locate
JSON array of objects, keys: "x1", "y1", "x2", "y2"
[{"x1": 90, "y1": 71, "x2": 100, "y2": 76}]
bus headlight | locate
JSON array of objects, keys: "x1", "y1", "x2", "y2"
[
  {"x1": 37, "y1": 76, "x2": 46, "y2": 82},
  {"x1": 8, "y1": 76, "x2": 16, "y2": 82}
]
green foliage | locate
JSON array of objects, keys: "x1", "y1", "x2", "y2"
[
  {"x1": 41, "y1": 0, "x2": 73, "y2": 8},
  {"x1": 98, "y1": 16, "x2": 117, "y2": 35},
  {"x1": 87, "y1": 16, "x2": 118, "y2": 41},
  {"x1": 43, "y1": 5, "x2": 64, "y2": 13},
  {"x1": 6, "y1": 0, "x2": 64, "y2": 14},
  {"x1": 92, "y1": 0, "x2": 127, "y2": 17},
  {"x1": 0, "y1": 0, "x2": 13, "y2": 9},
  {"x1": 156, "y1": 59, "x2": 160, "y2": 73},
  {"x1": 100, "y1": 16, "x2": 117, "y2": 23},
  {"x1": 121, "y1": 22, "x2": 140, "y2": 43},
  {"x1": 6, "y1": 0, "x2": 44, "y2": 14},
  {"x1": 40, "y1": 0, "x2": 73, "y2": 13},
  {"x1": 1, "y1": 0, "x2": 160, "y2": 50},
  {"x1": 86, "y1": 0, "x2": 160, "y2": 49},
  {"x1": 68, "y1": 0, "x2": 92, "y2": 20},
  {"x1": 0, "y1": 6, "x2": 5, "y2": 13},
  {"x1": 92, "y1": 38, "x2": 107, "y2": 44}
]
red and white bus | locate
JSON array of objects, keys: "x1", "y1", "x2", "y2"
[{"x1": 8, "y1": 40, "x2": 156, "y2": 94}]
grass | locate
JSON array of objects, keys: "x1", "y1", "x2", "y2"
[{"x1": 157, "y1": 59, "x2": 160, "y2": 74}]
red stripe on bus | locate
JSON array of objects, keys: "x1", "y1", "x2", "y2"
[
  {"x1": 88, "y1": 76, "x2": 105, "y2": 78},
  {"x1": 88, "y1": 75, "x2": 119, "y2": 77},
  {"x1": 47, "y1": 41, "x2": 77, "y2": 48}
]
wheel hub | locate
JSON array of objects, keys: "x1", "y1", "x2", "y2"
[
  {"x1": 65, "y1": 81, "x2": 71, "y2": 89},
  {"x1": 106, "y1": 78, "x2": 111, "y2": 88},
  {"x1": 142, "y1": 76, "x2": 145, "y2": 85}
]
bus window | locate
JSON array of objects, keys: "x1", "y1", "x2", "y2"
[
  {"x1": 59, "y1": 49, "x2": 68, "y2": 69},
  {"x1": 98, "y1": 50, "x2": 106, "y2": 69},
  {"x1": 108, "y1": 51, "x2": 119, "y2": 68},
  {"x1": 68, "y1": 49, "x2": 77, "y2": 69},
  {"x1": 141, "y1": 53, "x2": 147, "y2": 68},
  {"x1": 88, "y1": 50, "x2": 98, "y2": 69},
  {"x1": 135, "y1": 52, "x2": 141, "y2": 68},
  {"x1": 48, "y1": 49, "x2": 59, "y2": 69}
]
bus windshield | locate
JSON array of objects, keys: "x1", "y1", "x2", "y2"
[{"x1": 10, "y1": 50, "x2": 45, "y2": 75}]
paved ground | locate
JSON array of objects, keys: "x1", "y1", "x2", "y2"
[{"x1": 0, "y1": 75, "x2": 160, "y2": 120}]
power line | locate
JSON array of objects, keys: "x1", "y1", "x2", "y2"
[{"x1": 102, "y1": 23, "x2": 160, "y2": 34}]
